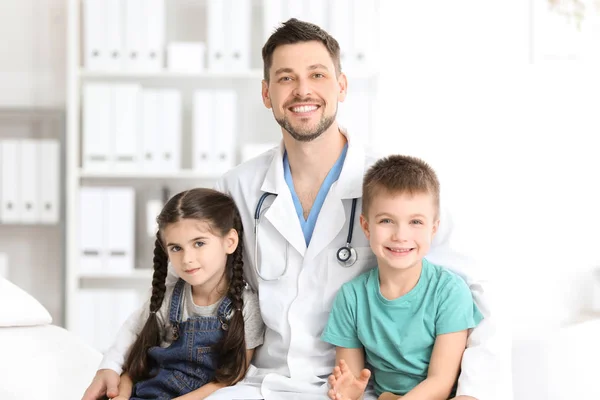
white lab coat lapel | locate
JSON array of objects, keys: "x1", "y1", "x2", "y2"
[
  {"x1": 260, "y1": 142, "x2": 307, "y2": 257},
  {"x1": 304, "y1": 132, "x2": 366, "y2": 262}
]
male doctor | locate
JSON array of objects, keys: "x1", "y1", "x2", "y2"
[{"x1": 83, "y1": 19, "x2": 506, "y2": 400}]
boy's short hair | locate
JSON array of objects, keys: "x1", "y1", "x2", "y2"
[
  {"x1": 362, "y1": 155, "x2": 440, "y2": 218},
  {"x1": 261, "y1": 18, "x2": 342, "y2": 82}
]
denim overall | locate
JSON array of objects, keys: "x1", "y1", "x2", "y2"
[{"x1": 131, "y1": 279, "x2": 233, "y2": 399}]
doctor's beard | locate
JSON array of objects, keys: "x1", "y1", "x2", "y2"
[{"x1": 275, "y1": 108, "x2": 337, "y2": 142}]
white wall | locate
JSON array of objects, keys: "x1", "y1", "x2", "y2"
[
  {"x1": 0, "y1": 0, "x2": 66, "y2": 324},
  {"x1": 375, "y1": 0, "x2": 600, "y2": 332}
]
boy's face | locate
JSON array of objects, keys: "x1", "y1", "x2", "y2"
[
  {"x1": 360, "y1": 191, "x2": 439, "y2": 272},
  {"x1": 261, "y1": 40, "x2": 347, "y2": 142}
]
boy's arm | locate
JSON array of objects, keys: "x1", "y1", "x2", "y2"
[
  {"x1": 173, "y1": 349, "x2": 255, "y2": 400},
  {"x1": 401, "y1": 330, "x2": 468, "y2": 400},
  {"x1": 336, "y1": 347, "x2": 366, "y2": 379}
]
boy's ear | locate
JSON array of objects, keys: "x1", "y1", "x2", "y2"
[
  {"x1": 360, "y1": 214, "x2": 370, "y2": 239},
  {"x1": 224, "y1": 229, "x2": 239, "y2": 255},
  {"x1": 431, "y1": 219, "x2": 440, "y2": 237}
]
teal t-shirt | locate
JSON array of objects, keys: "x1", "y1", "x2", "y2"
[{"x1": 321, "y1": 258, "x2": 483, "y2": 396}]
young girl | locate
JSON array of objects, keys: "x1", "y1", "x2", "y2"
[{"x1": 111, "y1": 188, "x2": 264, "y2": 400}]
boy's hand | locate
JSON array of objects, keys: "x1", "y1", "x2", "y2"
[{"x1": 327, "y1": 359, "x2": 371, "y2": 400}]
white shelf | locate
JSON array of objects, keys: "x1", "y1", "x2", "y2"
[
  {"x1": 78, "y1": 68, "x2": 377, "y2": 80},
  {"x1": 78, "y1": 169, "x2": 220, "y2": 180},
  {"x1": 79, "y1": 68, "x2": 264, "y2": 80},
  {"x1": 79, "y1": 269, "x2": 152, "y2": 280}
]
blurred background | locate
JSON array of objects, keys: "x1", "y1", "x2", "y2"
[{"x1": 0, "y1": 1, "x2": 599, "y2": 399}]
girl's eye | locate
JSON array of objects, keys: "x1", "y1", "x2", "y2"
[
  {"x1": 169, "y1": 245, "x2": 181, "y2": 253},
  {"x1": 194, "y1": 241, "x2": 205, "y2": 248}
]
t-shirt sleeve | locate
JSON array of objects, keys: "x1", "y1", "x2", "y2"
[
  {"x1": 242, "y1": 289, "x2": 265, "y2": 349},
  {"x1": 320, "y1": 284, "x2": 362, "y2": 348},
  {"x1": 435, "y1": 275, "x2": 484, "y2": 336}
]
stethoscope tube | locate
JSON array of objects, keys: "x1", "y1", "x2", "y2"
[{"x1": 253, "y1": 193, "x2": 358, "y2": 281}]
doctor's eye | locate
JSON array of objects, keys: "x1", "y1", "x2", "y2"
[
  {"x1": 410, "y1": 219, "x2": 424, "y2": 225},
  {"x1": 194, "y1": 241, "x2": 206, "y2": 248},
  {"x1": 378, "y1": 218, "x2": 393, "y2": 224},
  {"x1": 312, "y1": 73, "x2": 325, "y2": 79},
  {"x1": 278, "y1": 76, "x2": 293, "y2": 82}
]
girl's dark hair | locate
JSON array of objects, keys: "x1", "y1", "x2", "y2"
[{"x1": 124, "y1": 188, "x2": 247, "y2": 385}]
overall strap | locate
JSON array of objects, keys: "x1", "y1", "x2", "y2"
[{"x1": 168, "y1": 278, "x2": 187, "y2": 325}]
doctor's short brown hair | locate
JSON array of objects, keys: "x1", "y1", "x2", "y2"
[
  {"x1": 262, "y1": 18, "x2": 342, "y2": 82},
  {"x1": 362, "y1": 155, "x2": 440, "y2": 218}
]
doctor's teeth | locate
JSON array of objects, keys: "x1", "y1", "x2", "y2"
[{"x1": 292, "y1": 105, "x2": 317, "y2": 113}]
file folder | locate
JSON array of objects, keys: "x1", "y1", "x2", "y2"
[
  {"x1": 213, "y1": 90, "x2": 237, "y2": 175},
  {"x1": 112, "y1": 84, "x2": 141, "y2": 172},
  {"x1": 207, "y1": 0, "x2": 227, "y2": 71},
  {"x1": 143, "y1": 0, "x2": 166, "y2": 71},
  {"x1": 39, "y1": 139, "x2": 60, "y2": 224},
  {"x1": 79, "y1": 187, "x2": 106, "y2": 273},
  {"x1": 105, "y1": 187, "x2": 135, "y2": 274},
  {"x1": 83, "y1": 83, "x2": 112, "y2": 172},
  {"x1": 83, "y1": 0, "x2": 108, "y2": 70},
  {"x1": 192, "y1": 90, "x2": 215, "y2": 175},
  {"x1": 105, "y1": 0, "x2": 124, "y2": 71},
  {"x1": 124, "y1": 0, "x2": 144, "y2": 71},
  {"x1": 0, "y1": 140, "x2": 21, "y2": 224},
  {"x1": 158, "y1": 89, "x2": 182, "y2": 172},
  {"x1": 228, "y1": 0, "x2": 252, "y2": 71},
  {"x1": 19, "y1": 139, "x2": 39, "y2": 224},
  {"x1": 140, "y1": 89, "x2": 161, "y2": 171}
]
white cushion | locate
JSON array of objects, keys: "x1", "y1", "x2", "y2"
[{"x1": 0, "y1": 277, "x2": 52, "y2": 327}]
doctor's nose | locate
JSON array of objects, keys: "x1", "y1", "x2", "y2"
[{"x1": 292, "y1": 79, "x2": 312, "y2": 98}]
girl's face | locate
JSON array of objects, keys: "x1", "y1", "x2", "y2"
[{"x1": 162, "y1": 218, "x2": 238, "y2": 293}]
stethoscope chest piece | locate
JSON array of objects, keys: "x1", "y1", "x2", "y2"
[{"x1": 336, "y1": 244, "x2": 357, "y2": 267}]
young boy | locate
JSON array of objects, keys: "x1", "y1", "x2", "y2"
[{"x1": 321, "y1": 155, "x2": 483, "y2": 400}]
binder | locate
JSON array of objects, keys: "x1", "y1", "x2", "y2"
[
  {"x1": 105, "y1": 0, "x2": 123, "y2": 71},
  {"x1": 158, "y1": 89, "x2": 182, "y2": 172},
  {"x1": 351, "y1": 0, "x2": 375, "y2": 71},
  {"x1": 192, "y1": 90, "x2": 215, "y2": 175},
  {"x1": 83, "y1": 0, "x2": 108, "y2": 70},
  {"x1": 0, "y1": 140, "x2": 20, "y2": 223},
  {"x1": 124, "y1": 0, "x2": 144, "y2": 71},
  {"x1": 143, "y1": 0, "x2": 165, "y2": 71},
  {"x1": 79, "y1": 187, "x2": 106, "y2": 273},
  {"x1": 105, "y1": 187, "x2": 135, "y2": 274},
  {"x1": 39, "y1": 139, "x2": 60, "y2": 224},
  {"x1": 112, "y1": 84, "x2": 141, "y2": 172},
  {"x1": 140, "y1": 89, "x2": 161, "y2": 171},
  {"x1": 83, "y1": 83, "x2": 112, "y2": 172},
  {"x1": 329, "y1": 0, "x2": 353, "y2": 69},
  {"x1": 207, "y1": 0, "x2": 227, "y2": 71},
  {"x1": 228, "y1": 0, "x2": 252, "y2": 72},
  {"x1": 213, "y1": 90, "x2": 237, "y2": 175},
  {"x1": 19, "y1": 139, "x2": 39, "y2": 224}
]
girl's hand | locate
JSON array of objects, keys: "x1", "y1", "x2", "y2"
[
  {"x1": 110, "y1": 396, "x2": 129, "y2": 400},
  {"x1": 327, "y1": 359, "x2": 371, "y2": 400}
]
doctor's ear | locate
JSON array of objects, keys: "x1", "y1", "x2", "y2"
[
  {"x1": 359, "y1": 214, "x2": 370, "y2": 239},
  {"x1": 262, "y1": 80, "x2": 272, "y2": 109}
]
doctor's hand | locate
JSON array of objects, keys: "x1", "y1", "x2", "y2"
[
  {"x1": 327, "y1": 359, "x2": 371, "y2": 400},
  {"x1": 81, "y1": 369, "x2": 120, "y2": 400}
]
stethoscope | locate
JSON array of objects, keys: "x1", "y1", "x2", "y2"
[{"x1": 253, "y1": 192, "x2": 358, "y2": 281}]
